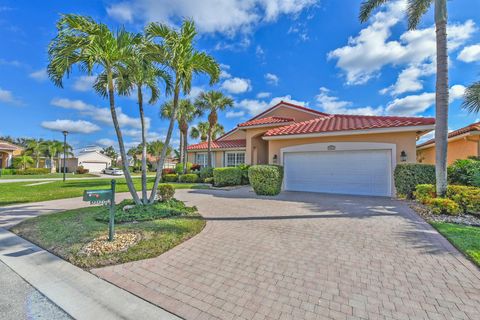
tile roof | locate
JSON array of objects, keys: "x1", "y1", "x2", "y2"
[
  {"x1": 238, "y1": 116, "x2": 295, "y2": 127},
  {"x1": 0, "y1": 141, "x2": 22, "y2": 151},
  {"x1": 249, "y1": 101, "x2": 329, "y2": 121},
  {"x1": 417, "y1": 121, "x2": 480, "y2": 148},
  {"x1": 187, "y1": 139, "x2": 246, "y2": 151},
  {"x1": 264, "y1": 114, "x2": 435, "y2": 137}
]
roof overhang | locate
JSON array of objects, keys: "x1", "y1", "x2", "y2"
[
  {"x1": 238, "y1": 121, "x2": 295, "y2": 130},
  {"x1": 187, "y1": 147, "x2": 246, "y2": 152},
  {"x1": 263, "y1": 125, "x2": 435, "y2": 141},
  {"x1": 417, "y1": 130, "x2": 480, "y2": 150}
]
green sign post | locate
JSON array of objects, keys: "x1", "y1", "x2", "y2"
[{"x1": 83, "y1": 179, "x2": 116, "y2": 241}]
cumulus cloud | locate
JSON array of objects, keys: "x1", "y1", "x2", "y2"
[
  {"x1": 97, "y1": 138, "x2": 117, "y2": 147},
  {"x1": 226, "y1": 110, "x2": 246, "y2": 118},
  {"x1": 458, "y1": 44, "x2": 480, "y2": 62},
  {"x1": 0, "y1": 87, "x2": 16, "y2": 104},
  {"x1": 256, "y1": 92, "x2": 271, "y2": 98},
  {"x1": 234, "y1": 95, "x2": 308, "y2": 116},
  {"x1": 51, "y1": 98, "x2": 149, "y2": 129},
  {"x1": 106, "y1": 0, "x2": 318, "y2": 35},
  {"x1": 265, "y1": 73, "x2": 279, "y2": 85},
  {"x1": 41, "y1": 120, "x2": 100, "y2": 134},
  {"x1": 29, "y1": 69, "x2": 48, "y2": 82},
  {"x1": 221, "y1": 77, "x2": 252, "y2": 94},
  {"x1": 73, "y1": 75, "x2": 96, "y2": 91},
  {"x1": 316, "y1": 87, "x2": 384, "y2": 115},
  {"x1": 380, "y1": 63, "x2": 435, "y2": 96}
]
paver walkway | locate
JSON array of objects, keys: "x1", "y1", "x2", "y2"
[{"x1": 93, "y1": 188, "x2": 480, "y2": 320}]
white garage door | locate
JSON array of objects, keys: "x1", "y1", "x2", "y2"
[
  {"x1": 81, "y1": 162, "x2": 108, "y2": 173},
  {"x1": 284, "y1": 150, "x2": 392, "y2": 196}
]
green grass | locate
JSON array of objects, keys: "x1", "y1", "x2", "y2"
[
  {"x1": 431, "y1": 222, "x2": 480, "y2": 266},
  {"x1": 0, "y1": 178, "x2": 207, "y2": 206},
  {"x1": 0, "y1": 173, "x2": 98, "y2": 179},
  {"x1": 11, "y1": 206, "x2": 205, "y2": 269}
]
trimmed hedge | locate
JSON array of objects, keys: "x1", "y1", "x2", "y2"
[
  {"x1": 414, "y1": 184, "x2": 480, "y2": 215},
  {"x1": 178, "y1": 173, "x2": 199, "y2": 183},
  {"x1": 213, "y1": 167, "x2": 242, "y2": 187},
  {"x1": 248, "y1": 165, "x2": 284, "y2": 196},
  {"x1": 163, "y1": 174, "x2": 179, "y2": 182},
  {"x1": 237, "y1": 164, "x2": 251, "y2": 185},
  {"x1": 0, "y1": 168, "x2": 51, "y2": 176},
  {"x1": 426, "y1": 198, "x2": 461, "y2": 216},
  {"x1": 394, "y1": 163, "x2": 435, "y2": 199},
  {"x1": 157, "y1": 184, "x2": 175, "y2": 202}
]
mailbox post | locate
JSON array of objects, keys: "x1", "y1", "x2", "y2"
[{"x1": 83, "y1": 179, "x2": 116, "y2": 241}]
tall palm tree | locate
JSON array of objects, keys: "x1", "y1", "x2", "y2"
[
  {"x1": 14, "y1": 153, "x2": 34, "y2": 170},
  {"x1": 145, "y1": 20, "x2": 220, "y2": 203},
  {"x1": 26, "y1": 139, "x2": 45, "y2": 168},
  {"x1": 44, "y1": 140, "x2": 63, "y2": 173},
  {"x1": 161, "y1": 99, "x2": 201, "y2": 173},
  {"x1": 194, "y1": 91, "x2": 234, "y2": 167},
  {"x1": 148, "y1": 140, "x2": 172, "y2": 166},
  {"x1": 47, "y1": 14, "x2": 142, "y2": 204},
  {"x1": 462, "y1": 82, "x2": 480, "y2": 114},
  {"x1": 360, "y1": 0, "x2": 449, "y2": 196},
  {"x1": 190, "y1": 122, "x2": 225, "y2": 142},
  {"x1": 57, "y1": 142, "x2": 73, "y2": 173}
]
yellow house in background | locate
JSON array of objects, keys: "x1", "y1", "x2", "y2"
[
  {"x1": 187, "y1": 101, "x2": 434, "y2": 197},
  {"x1": 0, "y1": 140, "x2": 23, "y2": 168},
  {"x1": 417, "y1": 121, "x2": 480, "y2": 165}
]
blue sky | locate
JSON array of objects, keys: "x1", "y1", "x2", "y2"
[{"x1": 0, "y1": 0, "x2": 479, "y2": 150}]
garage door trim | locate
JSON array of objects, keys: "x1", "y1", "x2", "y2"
[{"x1": 281, "y1": 142, "x2": 396, "y2": 196}]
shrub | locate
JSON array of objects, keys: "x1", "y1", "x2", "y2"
[
  {"x1": 394, "y1": 164, "x2": 435, "y2": 199},
  {"x1": 237, "y1": 164, "x2": 251, "y2": 185},
  {"x1": 204, "y1": 177, "x2": 214, "y2": 184},
  {"x1": 248, "y1": 165, "x2": 284, "y2": 196},
  {"x1": 213, "y1": 167, "x2": 242, "y2": 187},
  {"x1": 446, "y1": 185, "x2": 480, "y2": 214},
  {"x1": 199, "y1": 167, "x2": 214, "y2": 180},
  {"x1": 162, "y1": 168, "x2": 175, "y2": 175},
  {"x1": 163, "y1": 174, "x2": 178, "y2": 182},
  {"x1": 414, "y1": 184, "x2": 436, "y2": 203},
  {"x1": 157, "y1": 184, "x2": 175, "y2": 202},
  {"x1": 448, "y1": 159, "x2": 480, "y2": 187},
  {"x1": 76, "y1": 166, "x2": 89, "y2": 174},
  {"x1": 178, "y1": 173, "x2": 199, "y2": 183},
  {"x1": 3, "y1": 168, "x2": 52, "y2": 175},
  {"x1": 426, "y1": 198, "x2": 461, "y2": 216},
  {"x1": 190, "y1": 164, "x2": 201, "y2": 171},
  {"x1": 0, "y1": 168, "x2": 15, "y2": 175},
  {"x1": 175, "y1": 162, "x2": 192, "y2": 174}
]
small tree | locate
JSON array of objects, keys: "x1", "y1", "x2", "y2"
[{"x1": 14, "y1": 153, "x2": 34, "y2": 170}]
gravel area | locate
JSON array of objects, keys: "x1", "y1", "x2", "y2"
[{"x1": 409, "y1": 201, "x2": 480, "y2": 226}]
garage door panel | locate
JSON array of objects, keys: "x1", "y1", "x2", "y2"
[{"x1": 284, "y1": 150, "x2": 391, "y2": 197}]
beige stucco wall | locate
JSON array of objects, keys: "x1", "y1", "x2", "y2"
[
  {"x1": 187, "y1": 149, "x2": 245, "y2": 167},
  {"x1": 267, "y1": 131, "x2": 419, "y2": 165},
  {"x1": 245, "y1": 127, "x2": 271, "y2": 165},
  {"x1": 218, "y1": 129, "x2": 246, "y2": 141},
  {"x1": 417, "y1": 136, "x2": 480, "y2": 165}
]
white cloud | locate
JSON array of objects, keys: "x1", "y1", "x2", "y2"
[
  {"x1": 29, "y1": 69, "x2": 48, "y2": 82},
  {"x1": 97, "y1": 138, "x2": 117, "y2": 147},
  {"x1": 226, "y1": 110, "x2": 246, "y2": 118},
  {"x1": 220, "y1": 70, "x2": 232, "y2": 79},
  {"x1": 458, "y1": 44, "x2": 480, "y2": 62},
  {"x1": 106, "y1": 0, "x2": 318, "y2": 35},
  {"x1": 221, "y1": 77, "x2": 252, "y2": 94},
  {"x1": 256, "y1": 92, "x2": 271, "y2": 98},
  {"x1": 328, "y1": 0, "x2": 476, "y2": 86},
  {"x1": 73, "y1": 75, "x2": 96, "y2": 91},
  {"x1": 41, "y1": 120, "x2": 100, "y2": 134},
  {"x1": 50, "y1": 98, "x2": 149, "y2": 129},
  {"x1": 0, "y1": 88, "x2": 16, "y2": 104},
  {"x1": 0, "y1": 58, "x2": 22, "y2": 67},
  {"x1": 186, "y1": 86, "x2": 204, "y2": 99},
  {"x1": 380, "y1": 62, "x2": 435, "y2": 96},
  {"x1": 316, "y1": 87, "x2": 384, "y2": 115},
  {"x1": 265, "y1": 73, "x2": 279, "y2": 85},
  {"x1": 269, "y1": 95, "x2": 307, "y2": 107},
  {"x1": 235, "y1": 95, "x2": 308, "y2": 116}
]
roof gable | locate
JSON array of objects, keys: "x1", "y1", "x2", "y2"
[
  {"x1": 417, "y1": 121, "x2": 480, "y2": 148},
  {"x1": 250, "y1": 101, "x2": 329, "y2": 121}
]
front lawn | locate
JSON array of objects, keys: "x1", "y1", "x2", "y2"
[
  {"x1": 0, "y1": 173, "x2": 97, "y2": 180},
  {"x1": 11, "y1": 205, "x2": 205, "y2": 268},
  {"x1": 0, "y1": 178, "x2": 207, "y2": 206},
  {"x1": 431, "y1": 222, "x2": 480, "y2": 267}
]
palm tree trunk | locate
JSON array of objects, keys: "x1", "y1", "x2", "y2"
[
  {"x1": 149, "y1": 80, "x2": 180, "y2": 203},
  {"x1": 207, "y1": 126, "x2": 212, "y2": 167},
  {"x1": 435, "y1": 0, "x2": 449, "y2": 197},
  {"x1": 107, "y1": 72, "x2": 141, "y2": 204},
  {"x1": 50, "y1": 155, "x2": 55, "y2": 173},
  {"x1": 179, "y1": 131, "x2": 184, "y2": 164},
  {"x1": 183, "y1": 127, "x2": 188, "y2": 173},
  {"x1": 138, "y1": 86, "x2": 148, "y2": 204}
]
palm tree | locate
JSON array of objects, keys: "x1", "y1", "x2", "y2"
[
  {"x1": 44, "y1": 140, "x2": 63, "y2": 173},
  {"x1": 190, "y1": 122, "x2": 225, "y2": 142},
  {"x1": 102, "y1": 146, "x2": 119, "y2": 166},
  {"x1": 13, "y1": 153, "x2": 34, "y2": 170},
  {"x1": 194, "y1": 91, "x2": 234, "y2": 167},
  {"x1": 47, "y1": 14, "x2": 142, "y2": 204},
  {"x1": 57, "y1": 142, "x2": 73, "y2": 173},
  {"x1": 462, "y1": 82, "x2": 480, "y2": 114},
  {"x1": 161, "y1": 99, "x2": 201, "y2": 173},
  {"x1": 148, "y1": 140, "x2": 172, "y2": 167},
  {"x1": 26, "y1": 139, "x2": 45, "y2": 168},
  {"x1": 127, "y1": 145, "x2": 142, "y2": 170},
  {"x1": 360, "y1": 0, "x2": 449, "y2": 196},
  {"x1": 145, "y1": 20, "x2": 220, "y2": 203}
]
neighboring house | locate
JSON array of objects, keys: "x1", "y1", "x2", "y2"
[
  {"x1": 187, "y1": 101, "x2": 435, "y2": 197},
  {"x1": 0, "y1": 140, "x2": 23, "y2": 168},
  {"x1": 417, "y1": 121, "x2": 480, "y2": 165},
  {"x1": 61, "y1": 146, "x2": 112, "y2": 173}
]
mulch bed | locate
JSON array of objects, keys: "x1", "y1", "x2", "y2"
[
  {"x1": 409, "y1": 201, "x2": 480, "y2": 227},
  {"x1": 81, "y1": 232, "x2": 141, "y2": 256}
]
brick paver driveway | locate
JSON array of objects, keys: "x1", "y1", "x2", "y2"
[{"x1": 93, "y1": 188, "x2": 480, "y2": 320}]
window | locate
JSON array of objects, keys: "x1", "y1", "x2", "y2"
[
  {"x1": 226, "y1": 152, "x2": 245, "y2": 167},
  {"x1": 195, "y1": 153, "x2": 208, "y2": 168}
]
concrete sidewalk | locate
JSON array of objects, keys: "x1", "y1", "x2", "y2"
[{"x1": 0, "y1": 228, "x2": 180, "y2": 320}]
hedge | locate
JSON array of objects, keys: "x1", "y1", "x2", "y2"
[
  {"x1": 448, "y1": 159, "x2": 480, "y2": 187},
  {"x1": 199, "y1": 167, "x2": 214, "y2": 181},
  {"x1": 178, "y1": 173, "x2": 199, "y2": 183},
  {"x1": 248, "y1": 165, "x2": 284, "y2": 196},
  {"x1": 213, "y1": 167, "x2": 242, "y2": 187},
  {"x1": 426, "y1": 198, "x2": 461, "y2": 216},
  {"x1": 394, "y1": 163, "x2": 435, "y2": 199},
  {"x1": 237, "y1": 164, "x2": 250, "y2": 185},
  {"x1": 163, "y1": 174, "x2": 179, "y2": 182},
  {"x1": 414, "y1": 184, "x2": 480, "y2": 215},
  {"x1": 0, "y1": 168, "x2": 51, "y2": 176}
]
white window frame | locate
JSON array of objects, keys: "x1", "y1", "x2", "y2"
[
  {"x1": 225, "y1": 152, "x2": 245, "y2": 167},
  {"x1": 195, "y1": 152, "x2": 208, "y2": 168}
]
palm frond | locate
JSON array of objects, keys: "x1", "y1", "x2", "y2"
[
  {"x1": 407, "y1": 0, "x2": 433, "y2": 30},
  {"x1": 462, "y1": 81, "x2": 480, "y2": 114},
  {"x1": 359, "y1": 0, "x2": 390, "y2": 23}
]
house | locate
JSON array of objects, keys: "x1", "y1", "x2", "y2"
[
  {"x1": 417, "y1": 121, "x2": 480, "y2": 165},
  {"x1": 187, "y1": 101, "x2": 435, "y2": 197},
  {"x1": 0, "y1": 140, "x2": 23, "y2": 168},
  {"x1": 61, "y1": 146, "x2": 112, "y2": 173}
]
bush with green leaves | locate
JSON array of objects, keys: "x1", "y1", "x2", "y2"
[
  {"x1": 213, "y1": 167, "x2": 242, "y2": 187},
  {"x1": 237, "y1": 164, "x2": 251, "y2": 185},
  {"x1": 199, "y1": 167, "x2": 214, "y2": 181},
  {"x1": 446, "y1": 185, "x2": 480, "y2": 214},
  {"x1": 448, "y1": 159, "x2": 480, "y2": 187},
  {"x1": 425, "y1": 198, "x2": 461, "y2": 216},
  {"x1": 178, "y1": 173, "x2": 199, "y2": 183},
  {"x1": 157, "y1": 184, "x2": 175, "y2": 202},
  {"x1": 175, "y1": 162, "x2": 192, "y2": 174},
  {"x1": 248, "y1": 165, "x2": 284, "y2": 196},
  {"x1": 414, "y1": 184, "x2": 436, "y2": 203},
  {"x1": 204, "y1": 177, "x2": 214, "y2": 184},
  {"x1": 163, "y1": 174, "x2": 178, "y2": 182},
  {"x1": 394, "y1": 164, "x2": 435, "y2": 198},
  {"x1": 76, "y1": 166, "x2": 89, "y2": 174}
]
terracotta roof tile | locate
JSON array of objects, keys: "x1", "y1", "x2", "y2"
[
  {"x1": 417, "y1": 121, "x2": 480, "y2": 148},
  {"x1": 187, "y1": 139, "x2": 246, "y2": 151},
  {"x1": 238, "y1": 116, "x2": 295, "y2": 127}
]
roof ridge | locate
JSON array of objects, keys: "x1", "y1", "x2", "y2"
[{"x1": 331, "y1": 113, "x2": 435, "y2": 120}]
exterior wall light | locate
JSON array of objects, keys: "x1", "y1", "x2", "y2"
[
  {"x1": 400, "y1": 150, "x2": 407, "y2": 162},
  {"x1": 273, "y1": 154, "x2": 278, "y2": 164}
]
